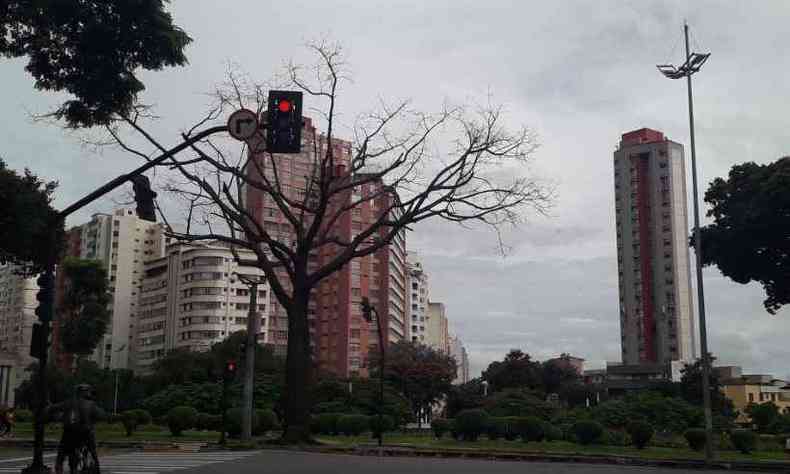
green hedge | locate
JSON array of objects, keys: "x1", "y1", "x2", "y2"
[
  {"x1": 730, "y1": 429, "x2": 757, "y2": 454},
  {"x1": 626, "y1": 421, "x2": 654, "y2": 449},
  {"x1": 455, "y1": 409, "x2": 489, "y2": 441},
  {"x1": 121, "y1": 409, "x2": 152, "y2": 436},
  {"x1": 167, "y1": 406, "x2": 198, "y2": 436},
  {"x1": 544, "y1": 424, "x2": 563, "y2": 442},
  {"x1": 684, "y1": 428, "x2": 706, "y2": 451},
  {"x1": 431, "y1": 418, "x2": 450, "y2": 439},
  {"x1": 337, "y1": 414, "x2": 369, "y2": 436},
  {"x1": 573, "y1": 420, "x2": 603, "y2": 445},
  {"x1": 514, "y1": 416, "x2": 545, "y2": 442},
  {"x1": 370, "y1": 414, "x2": 395, "y2": 437}
]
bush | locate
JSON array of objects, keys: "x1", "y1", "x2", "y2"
[
  {"x1": 195, "y1": 412, "x2": 212, "y2": 431},
  {"x1": 602, "y1": 429, "x2": 630, "y2": 447},
  {"x1": 337, "y1": 414, "x2": 369, "y2": 436},
  {"x1": 16, "y1": 409, "x2": 33, "y2": 423},
  {"x1": 254, "y1": 409, "x2": 278, "y2": 436},
  {"x1": 544, "y1": 424, "x2": 563, "y2": 442},
  {"x1": 449, "y1": 419, "x2": 461, "y2": 440},
  {"x1": 730, "y1": 429, "x2": 757, "y2": 454},
  {"x1": 514, "y1": 417, "x2": 545, "y2": 442},
  {"x1": 455, "y1": 409, "x2": 489, "y2": 441},
  {"x1": 626, "y1": 421, "x2": 654, "y2": 449},
  {"x1": 369, "y1": 414, "x2": 394, "y2": 437},
  {"x1": 573, "y1": 420, "x2": 603, "y2": 445},
  {"x1": 502, "y1": 417, "x2": 520, "y2": 441},
  {"x1": 167, "y1": 406, "x2": 198, "y2": 436},
  {"x1": 121, "y1": 409, "x2": 151, "y2": 437},
  {"x1": 313, "y1": 413, "x2": 341, "y2": 435},
  {"x1": 684, "y1": 428, "x2": 707, "y2": 451},
  {"x1": 431, "y1": 418, "x2": 450, "y2": 439},
  {"x1": 486, "y1": 417, "x2": 506, "y2": 440}
]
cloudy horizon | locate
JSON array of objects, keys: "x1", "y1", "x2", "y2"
[{"x1": 2, "y1": 0, "x2": 788, "y2": 380}]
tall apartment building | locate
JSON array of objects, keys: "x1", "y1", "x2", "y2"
[
  {"x1": 0, "y1": 265, "x2": 38, "y2": 403},
  {"x1": 614, "y1": 128, "x2": 696, "y2": 365},
  {"x1": 449, "y1": 335, "x2": 470, "y2": 384},
  {"x1": 425, "y1": 302, "x2": 449, "y2": 353},
  {"x1": 245, "y1": 118, "x2": 407, "y2": 377},
  {"x1": 52, "y1": 209, "x2": 166, "y2": 369},
  {"x1": 135, "y1": 241, "x2": 269, "y2": 373},
  {"x1": 406, "y1": 252, "x2": 429, "y2": 343}
]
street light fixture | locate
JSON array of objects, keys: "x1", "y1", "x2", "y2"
[
  {"x1": 360, "y1": 297, "x2": 385, "y2": 448},
  {"x1": 657, "y1": 22, "x2": 714, "y2": 464}
]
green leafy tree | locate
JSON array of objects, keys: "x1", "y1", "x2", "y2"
[
  {"x1": 0, "y1": 0, "x2": 192, "y2": 127},
  {"x1": 541, "y1": 356, "x2": 581, "y2": 395},
  {"x1": 679, "y1": 357, "x2": 736, "y2": 422},
  {"x1": 697, "y1": 157, "x2": 790, "y2": 314},
  {"x1": 0, "y1": 159, "x2": 62, "y2": 272},
  {"x1": 59, "y1": 258, "x2": 110, "y2": 360},
  {"x1": 745, "y1": 402, "x2": 780, "y2": 432},
  {"x1": 483, "y1": 388, "x2": 556, "y2": 420},
  {"x1": 446, "y1": 378, "x2": 485, "y2": 417},
  {"x1": 377, "y1": 341, "x2": 456, "y2": 426},
  {"x1": 482, "y1": 350, "x2": 542, "y2": 393}
]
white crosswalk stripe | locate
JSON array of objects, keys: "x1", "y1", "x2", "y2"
[{"x1": 2, "y1": 450, "x2": 260, "y2": 474}]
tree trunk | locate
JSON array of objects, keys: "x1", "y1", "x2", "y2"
[{"x1": 280, "y1": 285, "x2": 313, "y2": 444}]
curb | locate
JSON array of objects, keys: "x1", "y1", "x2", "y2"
[{"x1": 258, "y1": 444, "x2": 790, "y2": 473}]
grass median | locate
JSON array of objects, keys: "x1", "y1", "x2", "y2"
[{"x1": 316, "y1": 432, "x2": 790, "y2": 463}]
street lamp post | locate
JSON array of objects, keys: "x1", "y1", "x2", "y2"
[
  {"x1": 360, "y1": 297, "x2": 385, "y2": 447},
  {"x1": 657, "y1": 22, "x2": 713, "y2": 464},
  {"x1": 235, "y1": 268, "x2": 267, "y2": 442}
]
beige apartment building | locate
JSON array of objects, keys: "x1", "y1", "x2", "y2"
[
  {"x1": 425, "y1": 302, "x2": 449, "y2": 354},
  {"x1": 449, "y1": 335, "x2": 470, "y2": 384},
  {"x1": 406, "y1": 252, "x2": 430, "y2": 344},
  {"x1": 614, "y1": 128, "x2": 696, "y2": 365},
  {"x1": 717, "y1": 367, "x2": 790, "y2": 423},
  {"x1": 135, "y1": 241, "x2": 269, "y2": 373},
  {"x1": 0, "y1": 264, "x2": 38, "y2": 405}
]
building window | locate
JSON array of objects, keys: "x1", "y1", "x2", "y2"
[{"x1": 748, "y1": 393, "x2": 754, "y2": 402}]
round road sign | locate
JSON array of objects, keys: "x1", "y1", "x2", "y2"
[{"x1": 227, "y1": 109, "x2": 259, "y2": 141}]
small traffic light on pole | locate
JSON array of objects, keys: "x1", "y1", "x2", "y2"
[
  {"x1": 34, "y1": 272, "x2": 54, "y2": 323},
  {"x1": 130, "y1": 175, "x2": 158, "y2": 222},
  {"x1": 266, "y1": 90, "x2": 303, "y2": 154},
  {"x1": 224, "y1": 360, "x2": 237, "y2": 382}
]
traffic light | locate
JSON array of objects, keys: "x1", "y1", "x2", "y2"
[
  {"x1": 35, "y1": 271, "x2": 55, "y2": 322},
  {"x1": 130, "y1": 175, "x2": 158, "y2": 222},
  {"x1": 266, "y1": 90, "x2": 303, "y2": 154},
  {"x1": 29, "y1": 323, "x2": 49, "y2": 359},
  {"x1": 224, "y1": 360, "x2": 237, "y2": 382}
]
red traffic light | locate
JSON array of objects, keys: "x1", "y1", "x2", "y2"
[
  {"x1": 278, "y1": 100, "x2": 291, "y2": 112},
  {"x1": 227, "y1": 362, "x2": 236, "y2": 372}
]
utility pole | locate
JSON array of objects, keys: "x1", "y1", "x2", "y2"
[
  {"x1": 657, "y1": 23, "x2": 713, "y2": 463},
  {"x1": 235, "y1": 265, "x2": 266, "y2": 441},
  {"x1": 360, "y1": 297, "x2": 385, "y2": 447}
]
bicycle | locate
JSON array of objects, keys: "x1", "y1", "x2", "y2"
[{"x1": 67, "y1": 443, "x2": 97, "y2": 474}]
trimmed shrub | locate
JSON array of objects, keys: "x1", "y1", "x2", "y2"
[
  {"x1": 573, "y1": 420, "x2": 604, "y2": 445},
  {"x1": 455, "y1": 409, "x2": 490, "y2": 441},
  {"x1": 730, "y1": 429, "x2": 757, "y2": 454},
  {"x1": 486, "y1": 417, "x2": 505, "y2": 440},
  {"x1": 449, "y1": 419, "x2": 461, "y2": 440},
  {"x1": 684, "y1": 428, "x2": 707, "y2": 451},
  {"x1": 626, "y1": 421, "x2": 654, "y2": 449},
  {"x1": 254, "y1": 409, "x2": 278, "y2": 436},
  {"x1": 544, "y1": 424, "x2": 564, "y2": 442},
  {"x1": 337, "y1": 414, "x2": 369, "y2": 436},
  {"x1": 167, "y1": 406, "x2": 198, "y2": 436},
  {"x1": 195, "y1": 412, "x2": 212, "y2": 431},
  {"x1": 121, "y1": 409, "x2": 151, "y2": 437},
  {"x1": 431, "y1": 418, "x2": 450, "y2": 439},
  {"x1": 603, "y1": 429, "x2": 630, "y2": 447},
  {"x1": 369, "y1": 414, "x2": 394, "y2": 437},
  {"x1": 315, "y1": 413, "x2": 341, "y2": 435},
  {"x1": 502, "y1": 417, "x2": 520, "y2": 441},
  {"x1": 515, "y1": 417, "x2": 545, "y2": 442}
]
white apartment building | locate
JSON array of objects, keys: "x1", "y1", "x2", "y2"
[
  {"x1": 0, "y1": 265, "x2": 38, "y2": 405},
  {"x1": 66, "y1": 209, "x2": 166, "y2": 369},
  {"x1": 425, "y1": 302, "x2": 449, "y2": 353},
  {"x1": 614, "y1": 128, "x2": 696, "y2": 365},
  {"x1": 135, "y1": 241, "x2": 269, "y2": 373},
  {"x1": 449, "y1": 335, "x2": 470, "y2": 384},
  {"x1": 406, "y1": 252, "x2": 429, "y2": 343}
]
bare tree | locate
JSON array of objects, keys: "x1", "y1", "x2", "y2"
[{"x1": 101, "y1": 41, "x2": 552, "y2": 442}]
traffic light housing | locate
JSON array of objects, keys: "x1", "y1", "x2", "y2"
[
  {"x1": 131, "y1": 175, "x2": 158, "y2": 222},
  {"x1": 35, "y1": 271, "x2": 55, "y2": 322},
  {"x1": 29, "y1": 323, "x2": 49, "y2": 359},
  {"x1": 266, "y1": 90, "x2": 303, "y2": 154},
  {"x1": 224, "y1": 360, "x2": 237, "y2": 382}
]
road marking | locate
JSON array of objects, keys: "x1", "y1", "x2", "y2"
[{"x1": 0, "y1": 454, "x2": 57, "y2": 464}]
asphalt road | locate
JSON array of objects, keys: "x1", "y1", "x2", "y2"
[{"x1": 181, "y1": 450, "x2": 764, "y2": 474}]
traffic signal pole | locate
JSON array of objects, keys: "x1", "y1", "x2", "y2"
[
  {"x1": 23, "y1": 124, "x2": 227, "y2": 474},
  {"x1": 242, "y1": 282, "x2": 258, "y2": 441}
]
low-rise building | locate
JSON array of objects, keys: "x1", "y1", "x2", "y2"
[{"x1": 719, "y1": 369, "x2": 790, "y2": 422}]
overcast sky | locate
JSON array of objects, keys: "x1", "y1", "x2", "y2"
[{"x1": 2, "y1": 0, "x2": 789, "y2": 379}]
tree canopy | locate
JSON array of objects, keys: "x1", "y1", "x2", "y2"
[
  {"x1": 698, "y1": 157, "x2": 790, "y2": 314},
  {"x1": 0, "y1": 0, "x2": 192, "y2": 127},
  {"x1": 482, "y1": 350, "x2": 543, "y2": 393},
  {"x1": 59, "y1": 257, "x2": 111, "y2": 358},
  {"x1": 0, "y1": 159, "x2": 62, "y2": 272}
]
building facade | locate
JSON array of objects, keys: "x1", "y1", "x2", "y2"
[
  {"x1": 0, "y1": 265, "x2": 38, "y2": 404},
  {"x1": 718, "y1": 369, "x2": 790, "y2": 423},
  {"x1": 245, "y1": 118, "x2": 407, "y2": 377},
  {"x1": 449, "y1": 335, "x2": 470, "y2": 384},
  {"x1": 406, "y1": 252, "x2": 429, "y2": 344},
  {"x1": 614, "y1": 128, "x2": 696, "y2": 365},
  {"x1": 425, "y1": 302, "x2": 449, "y2": 354},
  {"x1": 53, "y1": 209, "x2": 166, "y2": 369},
  {"x1": 135, "y1": 241, "x2": 269, "y2": 373}
]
